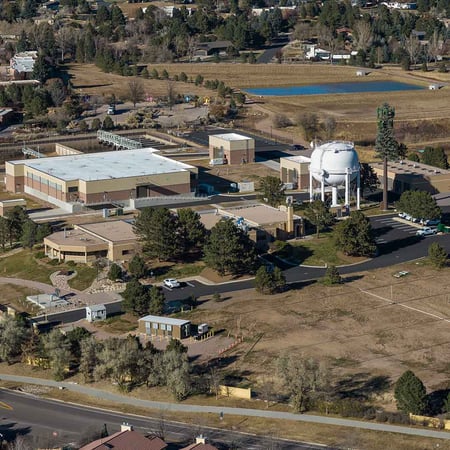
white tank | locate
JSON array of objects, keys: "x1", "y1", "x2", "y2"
[{"x1": 310, "y1": 141, "x2": 359, "y2": 187}]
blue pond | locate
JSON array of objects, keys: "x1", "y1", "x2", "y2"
[{"x1": 245, "y1": 81, "x2": 424, "y2": 96}]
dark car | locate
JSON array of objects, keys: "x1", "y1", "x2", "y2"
[{"x1": 292, "y1": 144, "x2": 305, "y2": 150}]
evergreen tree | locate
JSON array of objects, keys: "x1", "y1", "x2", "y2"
[
  {"x1": 375, "y1": 103, "x2": 399, "y2": 210},
  {"x1": 334, "y1": 210, "x2": 376, "y2": 256},
  {"x1": 322, "y1": 265, "x2": 342, "y2": 285},
  {"x1": 396, "y1": 191, "x2": 441, "y2": 220},
  {"x1": 428, "y1": 242, "x2": 448, "y2": 268},
  {"x1": 108, "y1": 263, "x2": 123, "y2": 281},
  {"x1": 421, "y1": 147, "x2": 448, "y2": 169},
  {"x1": 32, "y1": 55, "x2": 51, "y2": 83},
  {"x1": 121, "y1": 279, "x2": 150, "y2": 316},
  {"x1": 134, "y1": 208, "x2": 179, "y2": 261},
  {"x1": 204, "y1": 219, "x2": 258, "y2": 276},
  {"x1": 255, "y1": 266, "x2": 286, "y2": 294},
  {"x1": 21, "y1": 219, "x2": 37, "y2": 249},
  {"x1": 177, "y1": 208, "x2": 206, "y2": 256},
  {"x1": 148, "y1": 286, "x2": 165, "y2": 315},
  {"x1": 128, "y1": 254, "x2": 147, "y2": 279},
  {"x1": 394, "y1": 370, "x2": 427, "y2": 414}
]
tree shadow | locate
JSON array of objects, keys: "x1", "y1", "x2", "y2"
[
  {"x1": 372, "y1": 225, "x2": 394, "y2": 238},
  {"x1": 0, "y1": 423, "x2": 32, "y2": 442},
  {"x1": 377, "y1": 235, "x2": 421, "y2": 255},
  {"x1": 342, "y1": 274, "x2": 364, "y2": 283},
  {"x1": 335, "y1": 373, "x2": 391, "y2": 400},
  {"x1": 286, "y1": 279, "x2": 318, "y2": 291},
  {"x1": 426, "y1": 388, "x2": 450, "y2": 415}
]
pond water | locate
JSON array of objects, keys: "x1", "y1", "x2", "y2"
[{"x1": 245, "y1": 81, "x2": 424, "y2": 96}]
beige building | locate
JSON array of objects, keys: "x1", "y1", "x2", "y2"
[
  {"x1": 280, "y1": 155, "x2": 311, "y2": 190},
  {"x1": 209, "y1": 133, "x2": 255, "y2": 165},
  {"x1": 198, "y1": 203, "x2": 303, "y2": 249},
  {"x1": 370, "y1": 160, "x2": 450, "y2": 195},
  {"x1": 6, "y1": 148, "x2": 198, "y2": 212},
  {"x1": 138, "y1": 315, "x2": 191, "y2": 340},
  {"x1": 0, "y1": 198, "x2": 26, "y2": 217},
  {"x1": 44, "y1": 220, "x2": 138, "y2": 263}
]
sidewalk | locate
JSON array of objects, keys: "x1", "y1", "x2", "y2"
[{"x1": 0, "y1": 374, "x2": 449, "y2": 441}]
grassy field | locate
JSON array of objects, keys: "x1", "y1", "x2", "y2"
[
  {"x1": 67, "y1": 63, "x2": 450, "y2": 147},
  {"x1": 0, "y1": 249, "x2": 96, "y2": 290},
  {"x1": 274, "y1": 233, "x2": 366, "y2": 266},
  {"x1": 0, "y1": 283, "x2": 41, "y2": 314}
]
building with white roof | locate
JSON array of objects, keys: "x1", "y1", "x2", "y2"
[
  {"x1": 138, "y1": 315, "x2": 191, "y2": 340},
  {"x1": 9, "y1": 51, "x2": 38, "y2": 79},
  {"x1": 6, "y1": 148, "x2": 198, "y2": 211},
  {"x1": 209, "y1": 133, "x2": 255, "y2": 165},
  {"x1": 280, "y1": 155, "x2": 311, "y2": 190}
]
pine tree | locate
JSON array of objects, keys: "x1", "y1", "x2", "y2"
[
  {"x1": 375, "y1": 103, "x2": 399, "y2": 210},
  {"x1": 428, "y1": 242, "x2": 448, "y2": 268},
  {"x1": 204, "y1": 219, "x2": 258, "y2": 276},
  {"x1": 394, "y1": 370, "x2": 427, "y2": 414},
  {"x1": 334, "y1": 210, "x2": 376, "y2": 256}
]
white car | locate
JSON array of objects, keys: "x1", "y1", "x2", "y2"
[
  {"x1": 416, "y1": 227, "x2": 436, "y2": 237},
  {"x1": 163, "y1": 278, "x2": 180, "y2": 288}
]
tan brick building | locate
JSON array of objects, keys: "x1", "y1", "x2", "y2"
[
  {"x1": 44, "y1": 220, "x2": 138, "y2": 263},
  {"x1": 209, "y1": 133, "x2": 255, "y2": 165},
  {"x1": 6, "y1": 148, "x2": 198, "y2": 212},
  {"x1": 280, "y1": 155, "x2": 311, "y2": 190},
  {"x1": 370, "y1": 160, "x2": 450, "y2": 195},
  {"x1": 138, "y1": 315, "x2": 191, "y2": 340}
]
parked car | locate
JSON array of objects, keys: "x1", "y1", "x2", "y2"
[
  {"x1": 416, "y1": 227, "x2": 436, "y2": 237},
  {"x1": 404, "y1": 214, "x2": 412, "y2": 221},
  {"x1": 398, "y1": 212, "x2": 407, "y2": 218},
  {"x1": 163, "y1": 278, "x2": 180, "y2": 288},
  {"x1": 107, "y1": 104, "x2": 116, "y2": 115},
  {"x1": 292, "y1": 144, "x2": 305, "y2": 151},
  {"x1": 422, "y1": 218, "x2": 441, "y2": 226}
]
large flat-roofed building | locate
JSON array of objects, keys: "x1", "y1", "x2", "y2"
[
  {"x1": 209, "y1": 133, "x2": 255, "y2": 165},
  {"x1": 198, "y1": 203, "x2": 303, "y2": 249},
  {"x1": 44, "y1": 220, "x2": 138, "y2": 263},
  {"x1": 6, "y1": 148, "x2": 198, "y2": 212},
  {"x1": 280, "y1": 155, "x2": 311, "y2": 189},
  {"x1": 370, "y1": 160, "x2": 450, "y2": 195}
]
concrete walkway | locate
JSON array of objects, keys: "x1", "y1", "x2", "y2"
[{"x1": 1, "y1": 374, "x2": 449, "y2": 441}]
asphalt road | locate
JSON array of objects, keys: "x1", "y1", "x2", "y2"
[
  {"x1": 0, "y1": 389, "x2": 330, "y2": 449},
  {"x1": 161, "y1": 213, "x2": 450, "y2": 303}
]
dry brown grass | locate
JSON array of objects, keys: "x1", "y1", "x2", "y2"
[
  {"x1": 67, "y1": 63, "x2": 450, "y2": 146},
  {"x1": 185, "y1": 261, "x2": 450, "y2": 404},
  {"x1": 0, "y1": 283, "x2": 40, "y2": 314}
]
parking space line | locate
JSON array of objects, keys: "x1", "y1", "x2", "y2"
[{"x1": 186, "y1": 282, "x2": 195, "y2": 287}]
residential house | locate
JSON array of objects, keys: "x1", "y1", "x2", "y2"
[
  {"x1": 80, "y1": 424, "x2": 167, "y2": 450},
  {"x1": 9, "y1": 51, "x2": 38, "y2": 80}
]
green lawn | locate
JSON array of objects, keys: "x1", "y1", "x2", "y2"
[
  {"x1": 274, "y1": 233, "x2": 364, "y2": 267},
  {"x1": 0, "y1": 249, "x2": 96, "y2": 290}
]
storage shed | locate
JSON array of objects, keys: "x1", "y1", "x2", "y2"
[
  {"x1": 86, "y1": 304, "x2": 106, "y2": 322},
  {"x1": 138, "y1": 315, "x2": 191, "y2": 340}
]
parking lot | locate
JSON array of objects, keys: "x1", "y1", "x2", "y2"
[{"x1": 371, "y1": 214, "x2": 424, "y2": 244}]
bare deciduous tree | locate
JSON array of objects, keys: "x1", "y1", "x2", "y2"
[
  {"x1": 404, "y1": 34, "x2": 420, "y2": 68},
  {"x1": 353, "y1": 20, "x2": 373, "y2": 51},
  {"x1": 276, "y1": 354, "x2": 330, "y2": 412},
  {"x1": 128, "y1": 78, "x2": 145, "y2": 109},
  {"x1": 317, "y1": 25, "x2": 338, "y2": 63}
]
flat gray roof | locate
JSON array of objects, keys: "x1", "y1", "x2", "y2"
[
  {"x1": 282, "y1": 155, "x2": 311, "y2": 163},
  {"x1": 139, "y1": 315, "x2": 190, "y2": 326},
  {"x1": 78, "y1": 220, "x2": 135, "y2": 242},
  {"x1": 211, "y1": 133, "x2": 253, "y2": 141},
  {"x1": 371, "y1": 160, "x2": 450, "y2": 176},
  {"x1": 9, "y1": 148, "x2": 195, "y2": 182}
]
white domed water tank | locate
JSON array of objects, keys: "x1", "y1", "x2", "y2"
[{"x1": 310, "y1": 141, "x2": 359, "y2": 187}]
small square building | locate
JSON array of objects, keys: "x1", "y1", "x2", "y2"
[
  {"x1": 280, "y1": 155, "x2": 311, "y2": 190},
  {"x1": 86, "y1": 304, "x2": 106, "y2": 322},
  {"x1": 138, "y1": 315, "x2": 191, "y2": 340},
  {"x1": 209, "y1": 133, "x2": 255, "y2": 165}
]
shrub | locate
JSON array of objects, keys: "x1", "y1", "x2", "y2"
[{"x1": 212, "y1": 292, "x2": 223, "y2": 302}]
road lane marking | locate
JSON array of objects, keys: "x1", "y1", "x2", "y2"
[
  {"x1": 186, "y1": 282, "x2": 195, "y2": 287},
  {"x1": 0, "y1": 401, "x2": 13, "y2": 410}
]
